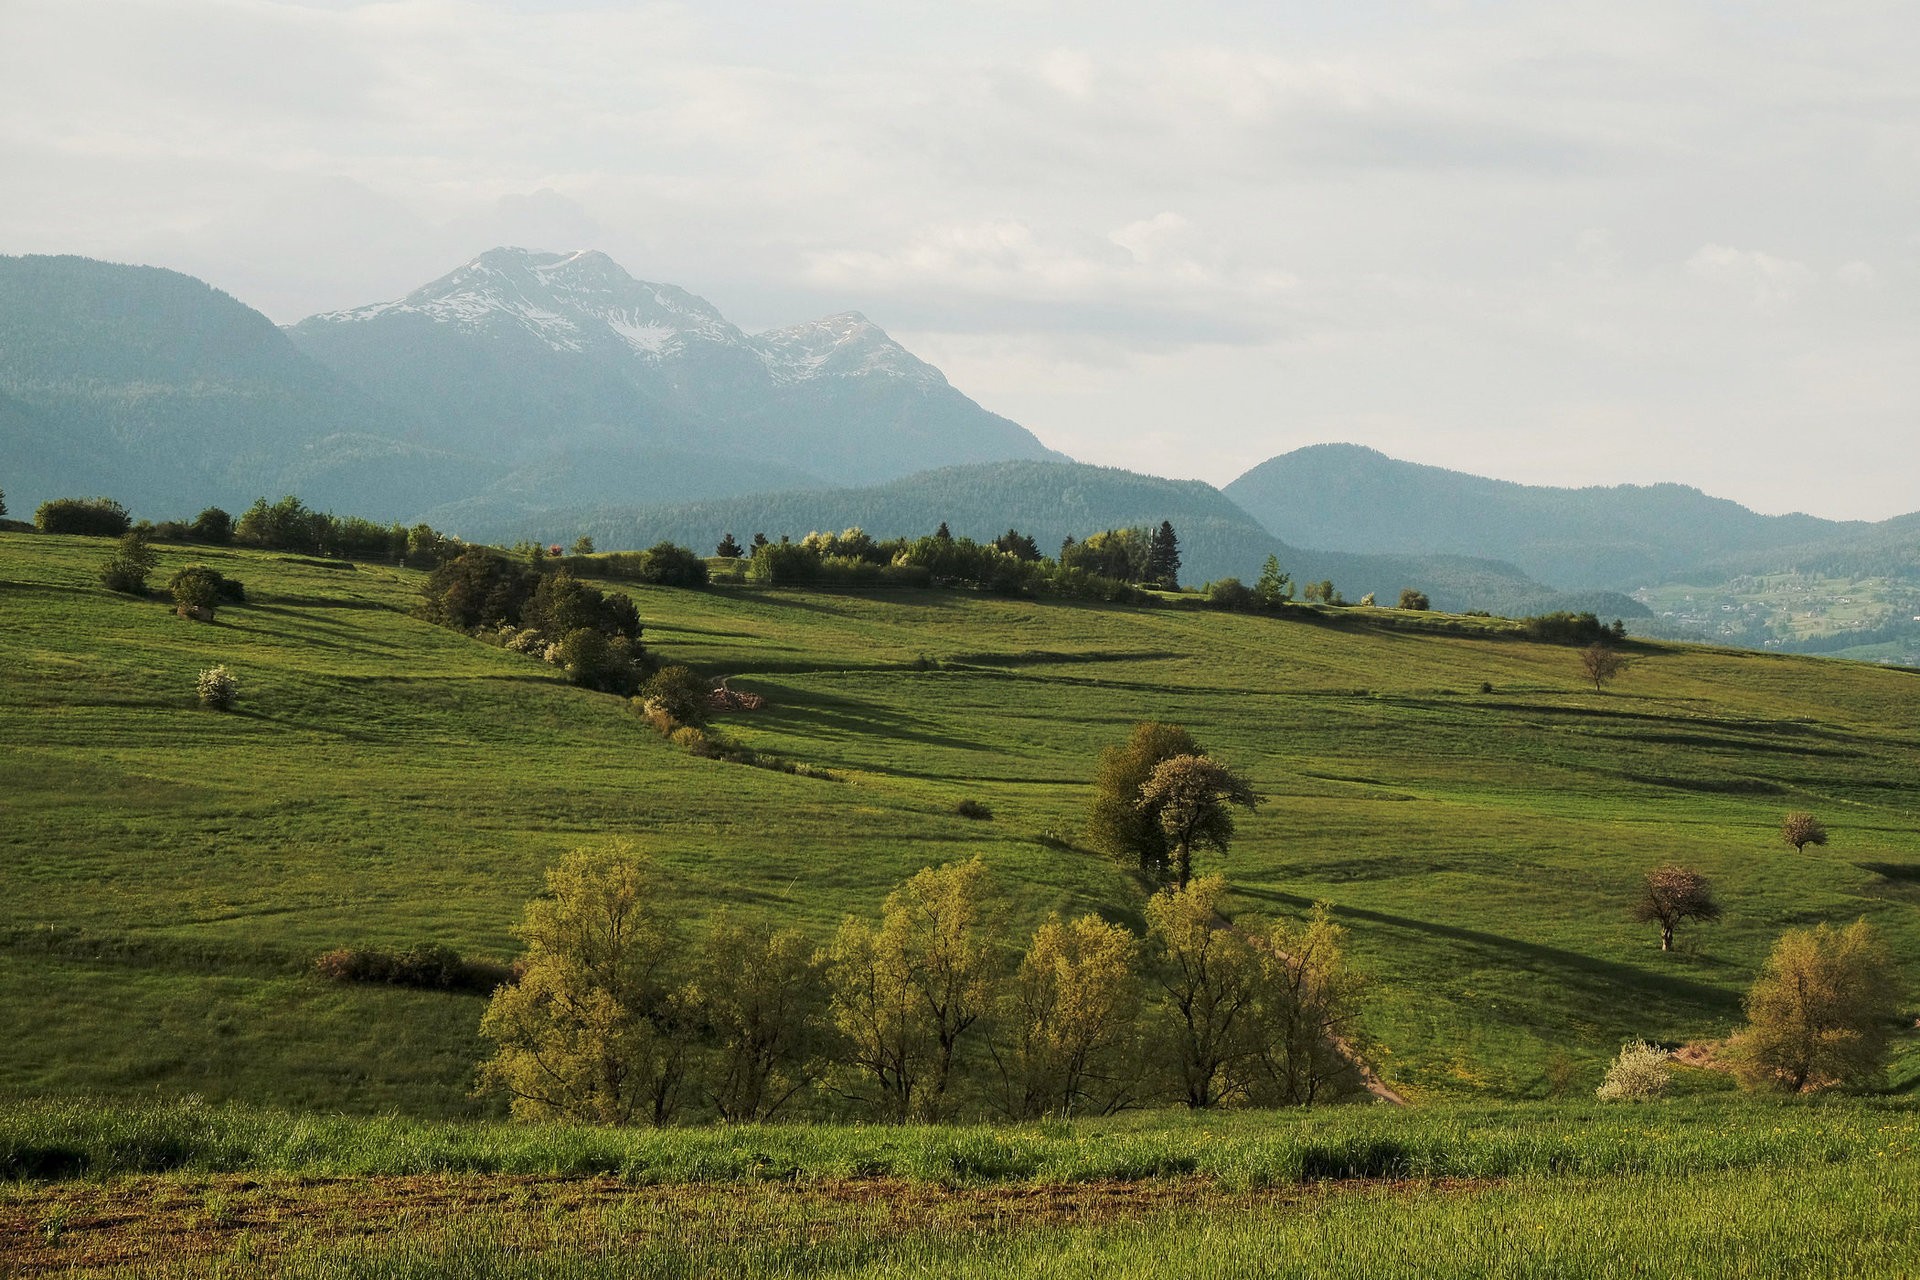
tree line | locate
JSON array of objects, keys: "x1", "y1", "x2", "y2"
[{"x1": 475, "y1": 845, "x2": 1370, "y2": 1126}]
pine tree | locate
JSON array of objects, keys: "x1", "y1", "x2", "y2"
[
  {"x1": 716, "y1": 532, "x2": 744, "y2": 559},
  {"x1": 1145, "y1": 521, "x2": 1181, "y2": 590}
]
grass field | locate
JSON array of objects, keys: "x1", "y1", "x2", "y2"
[
  {"x1": 3, "y1": 1098, "x2": 1917, "y2": 1276},
  {"x1": 2, "y1": 529, "x2": 1918, "y2": 1113}
]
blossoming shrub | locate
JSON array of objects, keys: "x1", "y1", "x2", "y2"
[
  {"x1": 1596, "y1": 1041, "x2": 1671, "y2": 1102},
  {"x1": 196, "y1": 665, "x2": 238, "y2": 711}
]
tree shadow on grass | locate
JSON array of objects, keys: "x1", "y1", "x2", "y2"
[
  {"x1": 743, "y1": 687, "x2": 990, "y2": 755},
  {"x1": 1234, "y1": 885, "x2": 1744, "y2": 1020}
]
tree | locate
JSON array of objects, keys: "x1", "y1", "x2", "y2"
[
  {"x1": 1146, "y1": 876, "x2": 1260, "y2": 1109},
  {"x1": 1397, "y1": 589, "x2": 1430, "y2": 611},
  {"x1": 751, "y1": 532, "x2": 769, "y2": 550},
  {"x1": 1580, "y1": 642, "x2": 1628, "y2": 692},
  {"x1": 997, "y1": 912, "x2": 1143, "y2": 1118},
  {"x1": 992, "y1": 529, "x2": 1042, "y2": 562},
  {"x1": 688, "y1": 915, "x2": 828, "y2": 1121},
  {"x1": 1781, "y1": 811, "x2": 1828, "y2": 853},
  {"x1": 1243, "y1": 904, "x2": 1368, "y2": 1105},
  {"x1": 99, "y1": 529, "x2": 157, "y2": 594},
  {"x1": 1733, "y1": 920, "x2": 1899, "y2": 1093},
  {"x1": 184, "y1": 508, "x2": 231, "y2": 544},
  {"x1": 477, "y1": 843, "x2": 689, "y2": 1124},
  {"x1": 716, "y1": 532, "x2": 744, "y2": 559},
  {"x1": 934, "y1": 521, "x2": 953, "y2": 542},
  {"x1": 1301, "y1": 579, "x2": 1340, "y2": 605},
  {"x1": 1087, "y1": 722, "x2": 1203, "y2": 881},
  {"x1": 0, "y1": 486, "x2": 6, "y2": 519},
  {"x1": 1631, "y1": 865, "x2": 1723, "y2": 952},
  {"x1": 1254, "y1": 555, "x2": 1292, "y2": 607},
  {"x1": 1137, "y1": 753, "x2": 1260, "y2": 889},
  {"x1": 1145, "y1": 521, "x2": 1181, "y2": 590},
  {"x1": 571, "y1": 535, "x2": 595, "y2": 556},
  {"x1": 168, "y1": 565, "x2": 225, "y2": 619},
  {"x1": 419, "y1": 547, "x2": 536, "y2": 632},
  {"x1": 825, "y1": 856, "x2": 1000, "y2": 1121}
]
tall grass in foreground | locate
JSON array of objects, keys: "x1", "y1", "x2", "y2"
[
  {"x1": 5, "y1": 1095, "x2": 1916, "y2": 1186},
  {"x1": 109, "y1": 1157, "x2": 1920, "y2": 1279}
]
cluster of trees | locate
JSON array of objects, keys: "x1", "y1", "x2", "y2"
[
  {"x1": 30, "y1": 491, "x2": 457, "y2": 567},
  {"x1": 476, "y1": 845, "x2": 1369, "y2": 1126},
  {"x1": 718, "y1": 522, "x2": 1194, "y2": 600},
  {"x1": 592, "y1": 542, "x2": 710, "y2": 588},
  {"x1": 232, "y1": 495, "x2": 451, "y2": 565},
  {"x1": 420, "y1": 547, "x2": 653, "y2": 694},
  {"x1": 36, "y1": 496, "x2": 134, "y2": 537}
]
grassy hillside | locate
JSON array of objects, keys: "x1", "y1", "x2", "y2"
[{"x1": 1, "y1": 529, "x2": 1917, "y2": 1116}]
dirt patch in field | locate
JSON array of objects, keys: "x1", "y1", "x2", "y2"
[{"x1": 0, "y1": 1172, "x2": 1476, "y2": 1275}]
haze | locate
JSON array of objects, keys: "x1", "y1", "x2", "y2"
[{"x1": 3, "y1": 0, "x2": 1916, "y2": 519}]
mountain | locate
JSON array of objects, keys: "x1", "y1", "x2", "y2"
[
  {"x1": 445, "y1": 457, "x2": 1640, "y2": 618},
  {"x1": 0, "y1": 254, "x2": 496, "y2": 517},
  {"x1": 287, "y1": 248, "x2": 1066, "y2": 488},
  {"x1": 1225, "y1": 444, "x2": 1864, "y2": 591}
]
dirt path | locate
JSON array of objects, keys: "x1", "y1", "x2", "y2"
[{"x1": 0, "y1": 1172, "x2": 1472, "y2": 1276}]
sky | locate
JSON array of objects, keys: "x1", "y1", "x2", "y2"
[{"x1": 3, "y1": 0, "x2": 1918, "y2": 519}]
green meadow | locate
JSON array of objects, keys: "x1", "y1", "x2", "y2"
[{"x1": 1, "y1": 527, "x2": 1918, "y2": 1116}]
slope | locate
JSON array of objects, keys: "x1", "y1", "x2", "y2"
[
  {"x1": 1226, "y1": 444, "x2": 1864, "y2": 591},
  {"x1": 0, "y1": 254, "x2": 503, "y2": 521},
  {"x1": 1, "y1": 528, "x2": 1914, "y2": 1116}
]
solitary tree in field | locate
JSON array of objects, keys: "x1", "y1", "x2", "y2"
[
  {"x1": 1781, "y1": 811, "x2": 1828, "y2": 853},
  {"x1": 477, "y1": 843, "x2": 689, "y2": 1125},
  {"x1": 1397, "y1": 589, "x2": 1430, "y2": 611},
  {"x1": 1734, "y1": 919, "x2": 1899, "y2": 1093},
  {"x1": 1138, "y1": 753, "x2": 1260, "y2": 889},
  {"x1": 1580, "y1": 642, "x2": 1628, "y2": 692},
  {"x1": 1088, "y1": 722, "x2": 1203, "y2": 881},
  {"x1": 1631, "y1": 865, "x2": 1723, "y2": 952},
  {"x1": 571, "y1": 535, "x2": 595, "y2": 556}
]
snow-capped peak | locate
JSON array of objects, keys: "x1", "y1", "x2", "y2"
[
  {"x1": 304, "y1": 246, "x2": 748, "y2": 358},
  {"x1": 753, "y1": 311, "x2": 946, "y2": 387}
]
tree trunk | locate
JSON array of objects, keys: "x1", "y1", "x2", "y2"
[{"x1": 1660, "y1": 924, "x2": 1673, "y2": 951}]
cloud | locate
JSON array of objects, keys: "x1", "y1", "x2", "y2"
[{"x1": 1685, "y1": 244, "x2": 1820, "y2": 312}]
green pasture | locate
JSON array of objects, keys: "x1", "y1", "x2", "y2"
[
  {"x1": 1, "y1": 530, "x2": 1917, "y2": 1112},
  {"x1": 4, "y1": 1098, "x2": 1918, "y2": 1277}
]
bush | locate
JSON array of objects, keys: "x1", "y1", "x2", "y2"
[
  {"x1": 99, "y1": 530, "x2": 157, "y2": 594},
  {"x1": 196, "y1": 665, "x2": 238, "y2": 711},
  {"x1": 168, "y1": 565, "x2": 226, "y2": 616},
  {"x1": 36, "y1": 497, "x2": 132, "y2": 537},
  {"x1": 641, "y1": 665, "x2": 710, "y2": 725},
  {"x1": 954, "y1": 799, "x2": 994, "y2": 821},
  {"x1": 1203, "y1": 578, "x2": 1256, "y2": 611},
  {"x1": 1595, "y1": 1041, "x2": 1672, "y2": 1101},
  {"x1": 315, "y1": 944, "x2": 513, "y2": 994}
]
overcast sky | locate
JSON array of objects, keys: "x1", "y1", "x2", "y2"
[{"x1": 4, "y1": 0, "x2": 1917, "y2": 518}]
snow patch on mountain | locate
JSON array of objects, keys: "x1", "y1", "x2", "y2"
[{"x1": 305, "y1": 247, "x2": 945, "y2": 385}]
